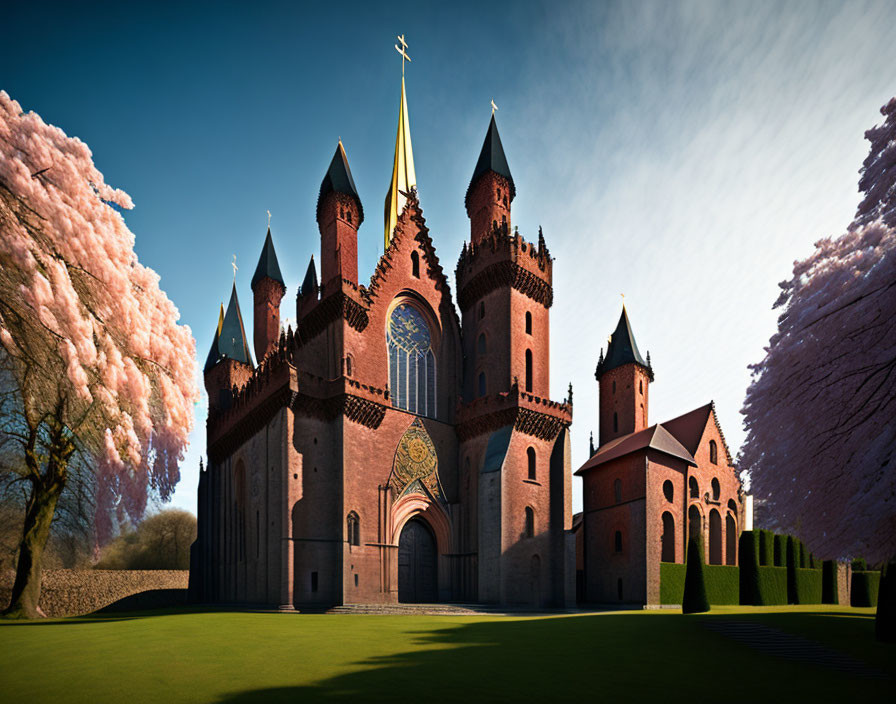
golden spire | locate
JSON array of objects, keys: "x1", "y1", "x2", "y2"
[
  {"x1": 217, "y1": 303, "x2": 225, "y2": 336},
  {"x1": 384, "y1": 35, "x2": 417, "y2": 250}
]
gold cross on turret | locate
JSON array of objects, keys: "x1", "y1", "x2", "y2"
[
  {"x1": 395, "y1": 34, "x2": 411, "y2": 76},
  {"x1": 491, "y1": 99, "x2": 498, "y2": 115}
]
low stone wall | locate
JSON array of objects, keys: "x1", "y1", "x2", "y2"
[{"x1": 1, "y1": 569, "x2": 189, "y2": 617}]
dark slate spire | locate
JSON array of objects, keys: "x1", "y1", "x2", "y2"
[
  {"x1": 251, "y1": 227, "x2": 285, "y2": 289},
  {"x1": 317, "y1": 140, "x2": 364, "y2": 224},
  {"x1": 203, "y1": 303, "x2": 224, "y2": 373},
  {"x1": 215, "y1": 284, "x2": 253, "y2": 367},
  {"x1": 300, "y1": 255, "x2": 318, "y2": 297},
  {"x1": 595, "y1": 306, "x2": 653, "y2": 380},
  {"x1": 465, "y1": 114, "x2": 515, "y2": 210}
]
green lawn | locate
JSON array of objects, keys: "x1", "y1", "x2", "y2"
[{"x1": 0, "y1": 605, "x2": 892, "y2": 703}]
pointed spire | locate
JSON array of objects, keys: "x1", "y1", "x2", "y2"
[
  {"x1": 595, "y1": 306, "x2": 652, "y2": 380},
  {"x1": 215, "y1": 284, "x2": 254, "y2": 367},
  {"x1": 589, "y1": 432, "x2": 595, "y2": 457},
  {"x1": 318, "y1": 140, "x2": 363, "y2": 225},
  {"x1": 251, "y1": 227, "x2": 285, "y2": 289},
  {"x1": 300, "y1": 255, "x2": 318, "y2": 297},
  {"x1": 538, "y1": 226, "x2": 546, "y2": 251},
  {"x1": 203, "y1": 303, "x2": 225, "y2": 373},
  {"x1": 384, "y1": 75, "x2": 417, "y2": 250},
  {"x1": 465, "y1": 113, "x2": 515, "y2": 210}
]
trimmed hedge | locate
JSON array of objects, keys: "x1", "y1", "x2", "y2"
[
  {"x1": 822, "y1": 560, "x2": 839, "y2": 604},
  {"x1": 877, "y1": 562, "x2": 895, "y2": 642},
  {"x1": 739, "y1": 530, "x2": 760, "y2": 605},
  {"x1": 795, "y1": 568, "x2": 823, "y2": 604},
  {"x1": 852, "y1": 571, "x2": 881, "y2": 607},
  {"x1": 660, "y1": 562, "x2": 686, "y2": 605},
  {"x1": 774, "y1": 534, "x2": 785, "y2": 566},
  {"x1": 704, "y1": 565, "x2": 740, "y2": 605},
  {"x1": 759, "y1": 530, "x2": 774, "y2": 566},
  {"x1": 682, "y1": 535, "x2": 710, "y2": 613},
  {"x1": 756, "y1": 566, "x2": 788, "y2": 605},
  {"x1": 786, "y1": 536, "x2": 798, "y2": 603}
]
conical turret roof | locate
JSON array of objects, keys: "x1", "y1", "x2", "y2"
[
  {"x1": 214, "y1": 284, "x2": 254, "y2": 368},
  {"x1": 465, "y1": 114, "x2": 515, "y2": 210},
  {"x1": 203, "y1": 303, "x2": 225, "y2": 373},
  {"x1": 300, "y1": 255, "x2": 318, "y2": 297},
  {"x1": 317, "y1": 140, "x2": 363, "y2": 224},
  {"x1": 251, "y1": 227, "x2": 285, "y2": 289},
  {"x1": 595, "y1": 307, "x2": 652, "y2": 380}
]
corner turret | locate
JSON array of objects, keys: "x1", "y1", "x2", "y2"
[
  {"x1": 251, "y1": 227, "x2": 286, "y2": 362},
  {"x1": 466, "y1": 114, "x2": 514, "y2": 245},
  {"x1": 204, "y1": 284, "x2": 254, "y2": 412},
  {"x1": 317, "y1": 141, "x2": 362, "y2": 288}
]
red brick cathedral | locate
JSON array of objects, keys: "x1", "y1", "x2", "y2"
[{"x1": 190, "y1": 81, "x2": 576, "y2": 608}]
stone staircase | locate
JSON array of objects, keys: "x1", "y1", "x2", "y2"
[{"x1": 326, "y1": 602, "x2": 584, "y2": 616}]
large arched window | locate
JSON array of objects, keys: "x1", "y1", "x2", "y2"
[
  {"x1": 689, "y1": 476, "x2": 699, "y2": 499},
  {"x1": 527, "y1": 447, "x2": 536, "y2": 481},
  {"x1": 388, "y1": 303, "x2": 436, "y2": 417},
  {"x1": 709, "y1": 509, "x2": 722, "y2": 565}
]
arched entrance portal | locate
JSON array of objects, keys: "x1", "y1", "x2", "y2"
[{"x1": 398, "y1": 518, "x2": 438, "y2": 603}]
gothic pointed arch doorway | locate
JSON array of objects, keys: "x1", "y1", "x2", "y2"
[{"x1": 397, "y1": 518, "x2": 438, "y2": 603}]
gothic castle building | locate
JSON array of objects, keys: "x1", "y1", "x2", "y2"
[{"x1": 190, "y1": 78, "x2": 575, "y2": 608}]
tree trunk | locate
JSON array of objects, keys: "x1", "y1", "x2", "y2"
[{"x1": 3, "y1": 476, "x2": 65, "y2": 619}]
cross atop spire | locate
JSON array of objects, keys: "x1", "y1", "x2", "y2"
[
  {"x1": 395, "y1": 34, "x2": 411, "y2": 76},
  {"x1": 491, "y1": 99, "x2": 498, "y2": 115}
]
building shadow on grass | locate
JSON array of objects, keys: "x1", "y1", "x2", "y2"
[{"x1": 212, "y1": 610, "x2": 892, "y2": 703}]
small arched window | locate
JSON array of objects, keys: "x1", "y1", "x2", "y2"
[
  {"x1": 614, "y1": 530, "x2": 623, "y2": 553},
  {"x1": 347, "y1": 512, "x2": 360, "y2": 546},
  {"x1": 478, "y1": 372, "x2": 486, "y2": 398},
  {"x1": 613, "y1": 412, "x2": 618, "y2": 433},
  {"x1": 639, "y1": 380, "x2": 643, "y2": 394},
  {"x1": 709, "y1": 439, "x2": 718, "y2": 465},
  {"x1": 728, "y1": 499, "x2": 738, "y2": 514},
  {"x1": 525, "y1": 311, "x2": 532, "y2": 335},
  {"x1": 525, "y1": 349, "x2": 533, "y2": 392},
  {"x1": 689, "y1": 476, "x2": 699, "y2": 499},
  {"x1": 524, "y1": 507, "x2": 535, "y2": 538},
  {"x1": 411, "y1": 251, "x2": 420, "y2": 278},
  {"x1": 527, "y1": 447, "x2": 536, "y2": 481},
  {"x1": 614, "y1": 478, "x2": 622, "y2": 504},
  {"x1": 479, "y1": 301, "x2": 485, "y2": 320},
  {"x1": 711, "y1": 477, "x2": 720, "y2": 501},
  {"x1": 612, "y1": 380, "x2": 616, "y2": 394},
  {"x1": 663, "y1": 480, "x2": 674, "y2": 503},
  {"x1": 478, "y1": 333, "x2": 486, "y2": 355},
  {"x1": 345, "y1": 355, "x2": 353, "y2": 377},
  {"x1": 347, "y1": 211, "x2": 352, "y2": 224}
]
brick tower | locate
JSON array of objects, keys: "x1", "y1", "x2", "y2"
[
  {"x1": 456, "y1": 114, "x2": 573, "y2": 606},
  {"x1": 251, "y1": 227, "x2": 286, "y2": 363},
  {"x1": 317, "y1": 140, "x2": 362, "y2": 289},
  {"x1": 595, "y1": 307, "x2": 654, "y2": 446},
  {"x1": 203, "y1": 283, "x2": 254, "y2": 411}
]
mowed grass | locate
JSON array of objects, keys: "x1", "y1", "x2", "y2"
[{"x1": 0, "y1": 605, "x2": 892, "y2": 703}]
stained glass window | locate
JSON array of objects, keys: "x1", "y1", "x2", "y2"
[{"x1": 388, "y1": 303, "x2": 436, "y2": 418}]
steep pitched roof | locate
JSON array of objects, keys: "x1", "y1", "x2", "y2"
[
  {"x1": 203, "y1": 303, "x2": 225, "y2": 373},
  {"x1": 215, "y1": 284, "x2": 253, "y2": 367},
  {"x1": 317, "y1": 140, "x2": 363, "y2": 224},
  {"x1": 596, "y1": 306, "x2": 653, "y2": 380},
  {"x1": 251, "y1": 227, "x2": 285, "y2": 289},
  {"x1": 574, "y1": 424, "x2": 696, "y2": 475},
  {"x1": 661, "y1": 403, "x2": 714, "y2": 456},
  {"x1": 465, "y1": 114, "x2": 515, "y2": 210}
]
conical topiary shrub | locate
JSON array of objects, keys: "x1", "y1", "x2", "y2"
[
  {"x1": 876, "y1": 560, "x2": 895, "y2": 643},
  {"x1": 682, "y1": 534, "x2": 710, "y2": 614}
]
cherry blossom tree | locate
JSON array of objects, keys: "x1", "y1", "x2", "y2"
[
  {"x1": 741, "y1": 98, "x2": 896, "y2": 564},
  {"x1": 0, "y1": 92, "x2": 197, "y2": 618}
]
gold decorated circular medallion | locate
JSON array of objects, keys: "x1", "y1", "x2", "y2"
[{"x1": 408, "y1": 437, "x2": 428, "y2": 463}]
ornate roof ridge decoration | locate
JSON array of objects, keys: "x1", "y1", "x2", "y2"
[
  {"x1": 707, "y1": 400, "x2": 735, "y2": 467},
  {"x1": 365, "y1": 190, "x2": 463, "y2": 332}
]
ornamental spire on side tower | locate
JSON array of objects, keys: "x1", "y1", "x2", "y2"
[{"x1": 384, "y1": 34, "x2": 417, "y2": 250}]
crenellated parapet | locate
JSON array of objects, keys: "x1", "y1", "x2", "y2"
[
  {"x1": 456, "y1": 382, "x2": 572, "y2": 441},
  {"x1": 455, "y1": 223, "x2": 554, "y2": 311}
]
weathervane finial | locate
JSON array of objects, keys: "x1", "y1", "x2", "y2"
[
  {"x1": 266, "y1": 210, "x2": 271, "y2": 229},
  {"x1": 395, "y1": 34, "x2": 411, "y2": 76},
  {"x1": 491, "y1": 99, "x2": 498, "y2": 115},
  {"x1": 231, "y1": 255, "x2": 238, "y2": 281}
]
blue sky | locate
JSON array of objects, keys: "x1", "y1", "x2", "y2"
[{"x1": 4, "y1": 0, "x2": 896, "y2": 515}]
